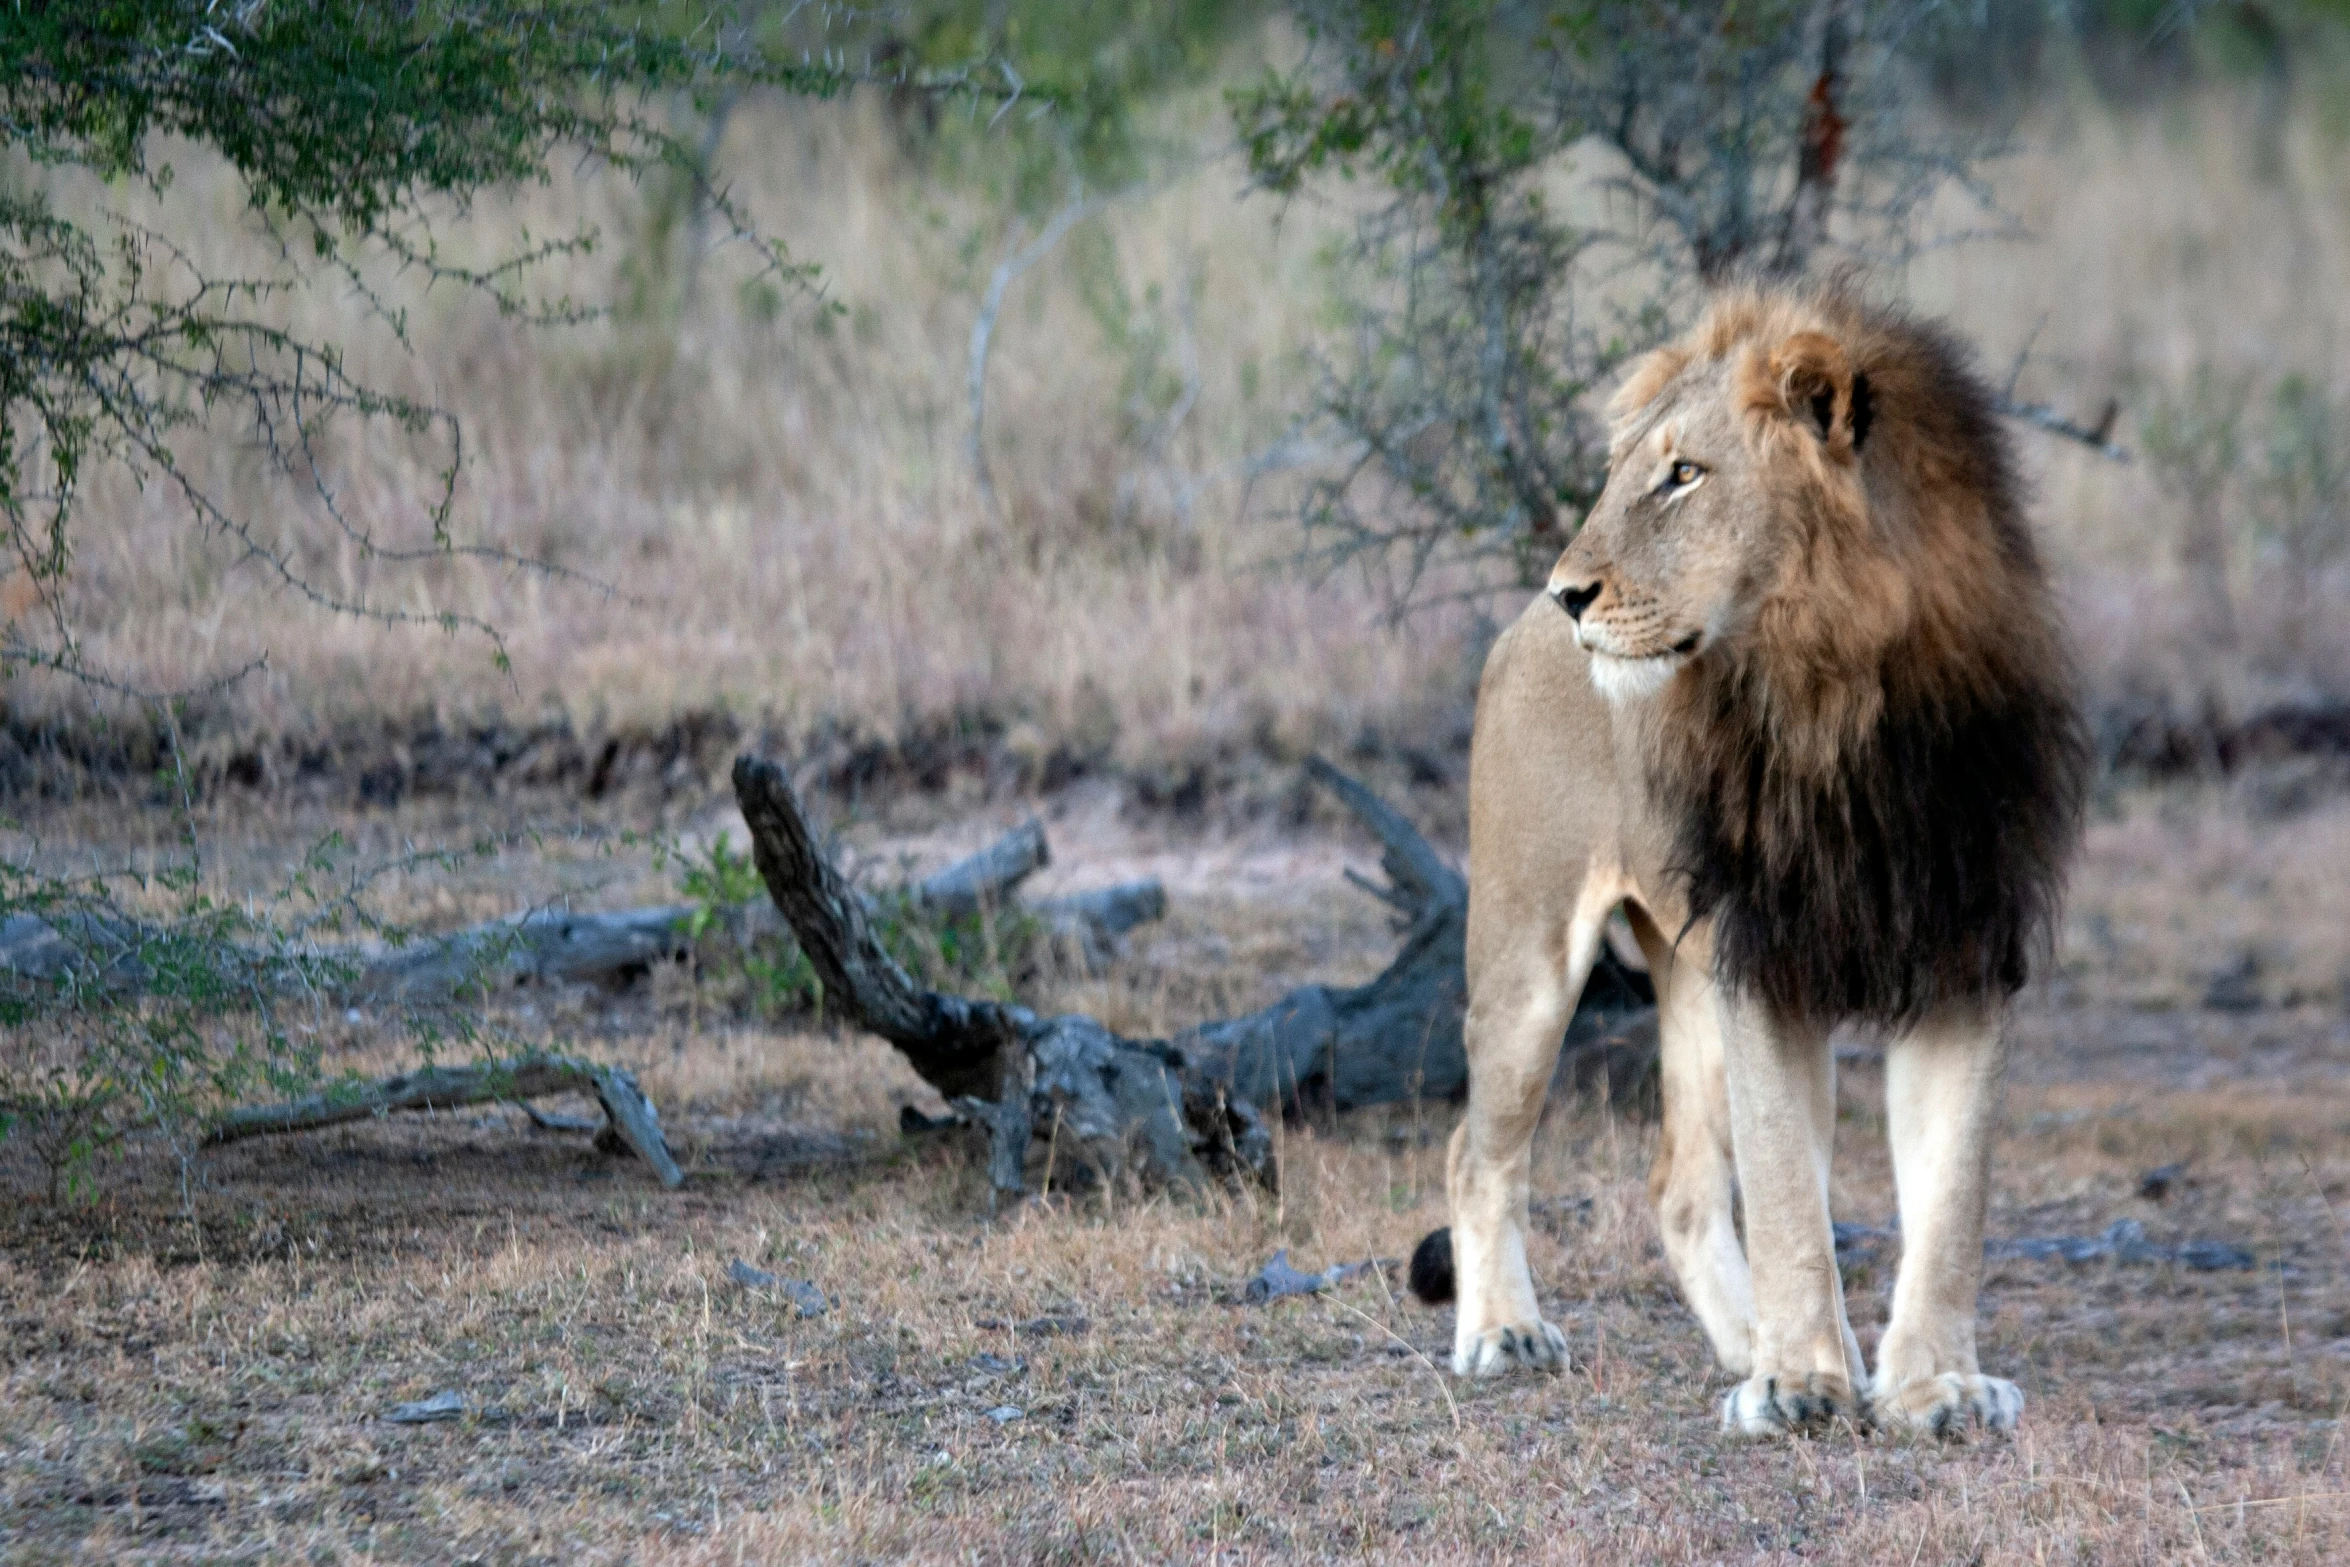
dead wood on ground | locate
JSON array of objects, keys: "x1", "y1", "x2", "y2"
[
  {"x1": 204, "y1": 1052, "x2": 684, "y2": 1188},
  {"x1": 0, "y1": 819, "x2": 1160, "y2": 1006},
  {"x1": 731, "y1": 752, "x2": 1656, "y2": 1198}
]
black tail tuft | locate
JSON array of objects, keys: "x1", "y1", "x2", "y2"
[{"x1": 1407, "y1": 1227, "x2": 1455, "y2": 1306}]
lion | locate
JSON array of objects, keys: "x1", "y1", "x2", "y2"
[{"x1": 1405, "y1": 284, "x2": 2089, "y2": 1438}]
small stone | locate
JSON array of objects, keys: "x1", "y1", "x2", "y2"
[
  {"x1": 385, "y1": 1390, "x2": 465, "y2": 1425},
  {"x1": 727, "y1": 1258, "x2": 827, "y2": 1317},
  {"x1": 2177, "y1": 1239, "x2": 2256, "y2": 1272},
  {"x1": 985, "y1": 1405, "x2": 1025, "y2": 1425}
]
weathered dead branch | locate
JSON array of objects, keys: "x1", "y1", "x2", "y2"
[
  {"x1": 349, "y1": 906, "x2": 699, "y2": 1003},
  {"x1": 108, "y1": 806, "x2": 1162, "y2": 1189},
  {"x1": 1997, "y1": 395, "x2": 2130, "y2": 462},
  {"x1": 204, "y1": 1052, "x2": 683, "y2": 1188},
  {"x1": 734, "y1": 754, "x2": 1256, "y2": 1197}
]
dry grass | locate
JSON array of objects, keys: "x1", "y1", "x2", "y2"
[
  {"x1": 15, "y1": 84, "x2": 1482, "y2": 777},
  {"x1": 2058, "y1": 785, "x2": 2350, "y2": 1010},
  {"x1": 10, "y1": 67, "x2": 2350, "y2": 769},
  {"x1": 4, "y1": 784, "x2": 2349, "y2": 1564},
  {"x1": 8, "y1": 45, "x2": 2350, "y2": 1567}
]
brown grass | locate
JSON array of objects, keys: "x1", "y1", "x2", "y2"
[
  {"x1": 5, "y1": 784, "x2": 2349, "y2": 1563},
  {"x1": 10, "y1": 69, "x2": 2350, "y2": 769}
]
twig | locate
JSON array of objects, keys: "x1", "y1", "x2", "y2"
[
  {"x1": 2188, "y1": 1493, "x2": 2350, "y2": 1513},
  {"x1": 1996, "y1": 395, "x2": 2130, "y2": 463},
  {"x1": 1326, "y1": 1289, "x2": 1461, "y2": 1433}
]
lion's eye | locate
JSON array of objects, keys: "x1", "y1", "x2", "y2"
[{"x1": 1668, "y1": 460, "x2": 1704, "y2": 489}]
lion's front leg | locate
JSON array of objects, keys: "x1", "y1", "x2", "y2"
[
  {"x1": 1640, "y1": 927, "x2": 1756, "y2": 1377},
  {"x1": 1871, "y1": 1007, "x2": 2021, "y2": 1437},
  {"x1": 1446, "y1": 964, "x2": 1578, "y2": 1378},
  {"x1": 1717, "y1": 997, "x2": 1867, "y2": 1436}
]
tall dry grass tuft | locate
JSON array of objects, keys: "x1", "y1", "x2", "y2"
[{"x1": 11, "y1": 74, "x2": 2350, "y2": 769}]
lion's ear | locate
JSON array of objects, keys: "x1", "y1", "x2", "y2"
[{"x1": 1767, "y1": 331, "x2": 1865, "y2": 458}]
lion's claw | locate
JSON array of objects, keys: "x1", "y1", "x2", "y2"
[
  {"x1": 1720, "y1": 1372, "x2": 1860, "y2": 1437},
  {"x1": 1871, "y1": 1371, "x2": 2023, "y2": 1438},
  {"x1": 1453, "y1": 1319, "x2": 1569, "y2": 1377}
]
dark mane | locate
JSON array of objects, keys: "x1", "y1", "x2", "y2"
[{"x1": 1659, "y1": 302, "x2": 2090, "y2": 1027}]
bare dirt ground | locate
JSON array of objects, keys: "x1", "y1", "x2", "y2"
[{"x1": 4, "y1": 780, "x2": 2349, "y2": 1564}]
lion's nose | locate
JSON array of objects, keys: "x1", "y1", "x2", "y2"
[{"x1": 1552, "y1": 580, "x2": 1603, "y2": 622}]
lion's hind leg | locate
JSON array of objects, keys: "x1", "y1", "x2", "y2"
[{"x1": 1870, "y1": 1006, "x2": 2021, "y2": 1437}]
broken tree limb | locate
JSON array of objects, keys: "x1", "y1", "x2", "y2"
[
  {"x1": 734, "y1": 755, "x2": 1019, "y2": 1099},
  {"x1": 1997, "y1": 395, "x2": 2130, "y2": 462},
  {"x1": 349, "y1": 905, "x2": 699, "y2": 1003},
  {"x1": 1031, "y1": 879, "x2": 1167, "y2": 971},
  {"x1": 1177, "y1": 757, "x2": 1469, "y2": 1110},
  {"x1": 729, "y1": 751, "x2": 1655, "y2": 1198},
  {"x1": 733, "y1": 754, "x2": 1261, "y2": 1195},
  {"x1": 353, "y1": 819, "x2": 1055, "y2": 1004},
  {"x1": 909, "y1": 817, "x2": 1049, "y2": 917},
  {"x1": 203, "y1": 1052, "x2": 683, "y2": 1188},
  {"x1": 38, "y1": 813, "x2": 1156, "y2": 1195}
]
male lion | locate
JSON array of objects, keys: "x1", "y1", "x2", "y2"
[{"x1": 1407, "y1": 285, "x2": 2089, "y2": 1438}]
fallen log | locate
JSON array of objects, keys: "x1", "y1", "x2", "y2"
[
  {"x1": 908, "y1": 817, "x2": 1049, "y2": 917},
  {"x1": 115, "y1": 807, "x2": 1163, "y2": 1187},
  {"x1": 1030, "y1": 880, "x2": 1168, "y2": 972},
  {"x1": 349, "y1": 904, "x2": 699, "y2": 1003},
  {"x1": 355, "y1": 818, "x2": 1056, "y2": 1003},
  {"x1": 2, "y1": 817, "x2": 1144, "y2": 1005},
  {"x1": 1176, "y1": 758, "x2": 1473, "y2": 1110},
  {"x1": 730, "y1": 752, "x2": 1655, "y2": 1198},
  {"x1": 204, "y1": 1051, "x2": 683, "y2": 1188}
]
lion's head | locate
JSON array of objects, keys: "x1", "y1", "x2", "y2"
[{"x1": 1553, "y1": 285, "x2": 2090, "y2": 1027}]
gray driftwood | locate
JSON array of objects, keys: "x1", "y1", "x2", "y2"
[
  {"x1": 2, "y1": 819, "x2": 1148, "y2": 1005},
  {"x1": 1177, "y1": 758, "x2": 1653, "y2": 1115},
  {"x1": 205, "y1": 1051, "x2": 684, "y2": 1188},
  {"x1": 349, "y1": 905, "x2": 699, "y2": 1003},
  {"x1": 730, "y1": 752, "x2": 1655, "y2": 1198},
  {"x1": 356, "y1": 818, "x2": 1059, "y2": 1003}
]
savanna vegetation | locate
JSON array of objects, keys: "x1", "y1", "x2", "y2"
[{"x1": 4, "y1": 3, "x2": 2350, "y2": 1561}]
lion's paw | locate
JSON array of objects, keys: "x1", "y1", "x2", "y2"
[
  {"x1": 1872, "y1": 1372, "x2": 2023, "y2": 1438},
  {"x1": 1452, "y1": 1319, "x2": 1569, "y2": 1378},
  {"x1": 1720, "y1": 1372, "x2": 1860, "y2": 1438}
]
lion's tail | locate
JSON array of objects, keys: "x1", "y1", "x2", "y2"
[{"x1": 1406, "y1": 1227, "x2": 1455, "y2": 1305}]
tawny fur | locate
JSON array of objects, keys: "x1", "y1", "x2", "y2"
[{"x1": 1419, "y1": 282, "x2": 2085, "y2": 1439}]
